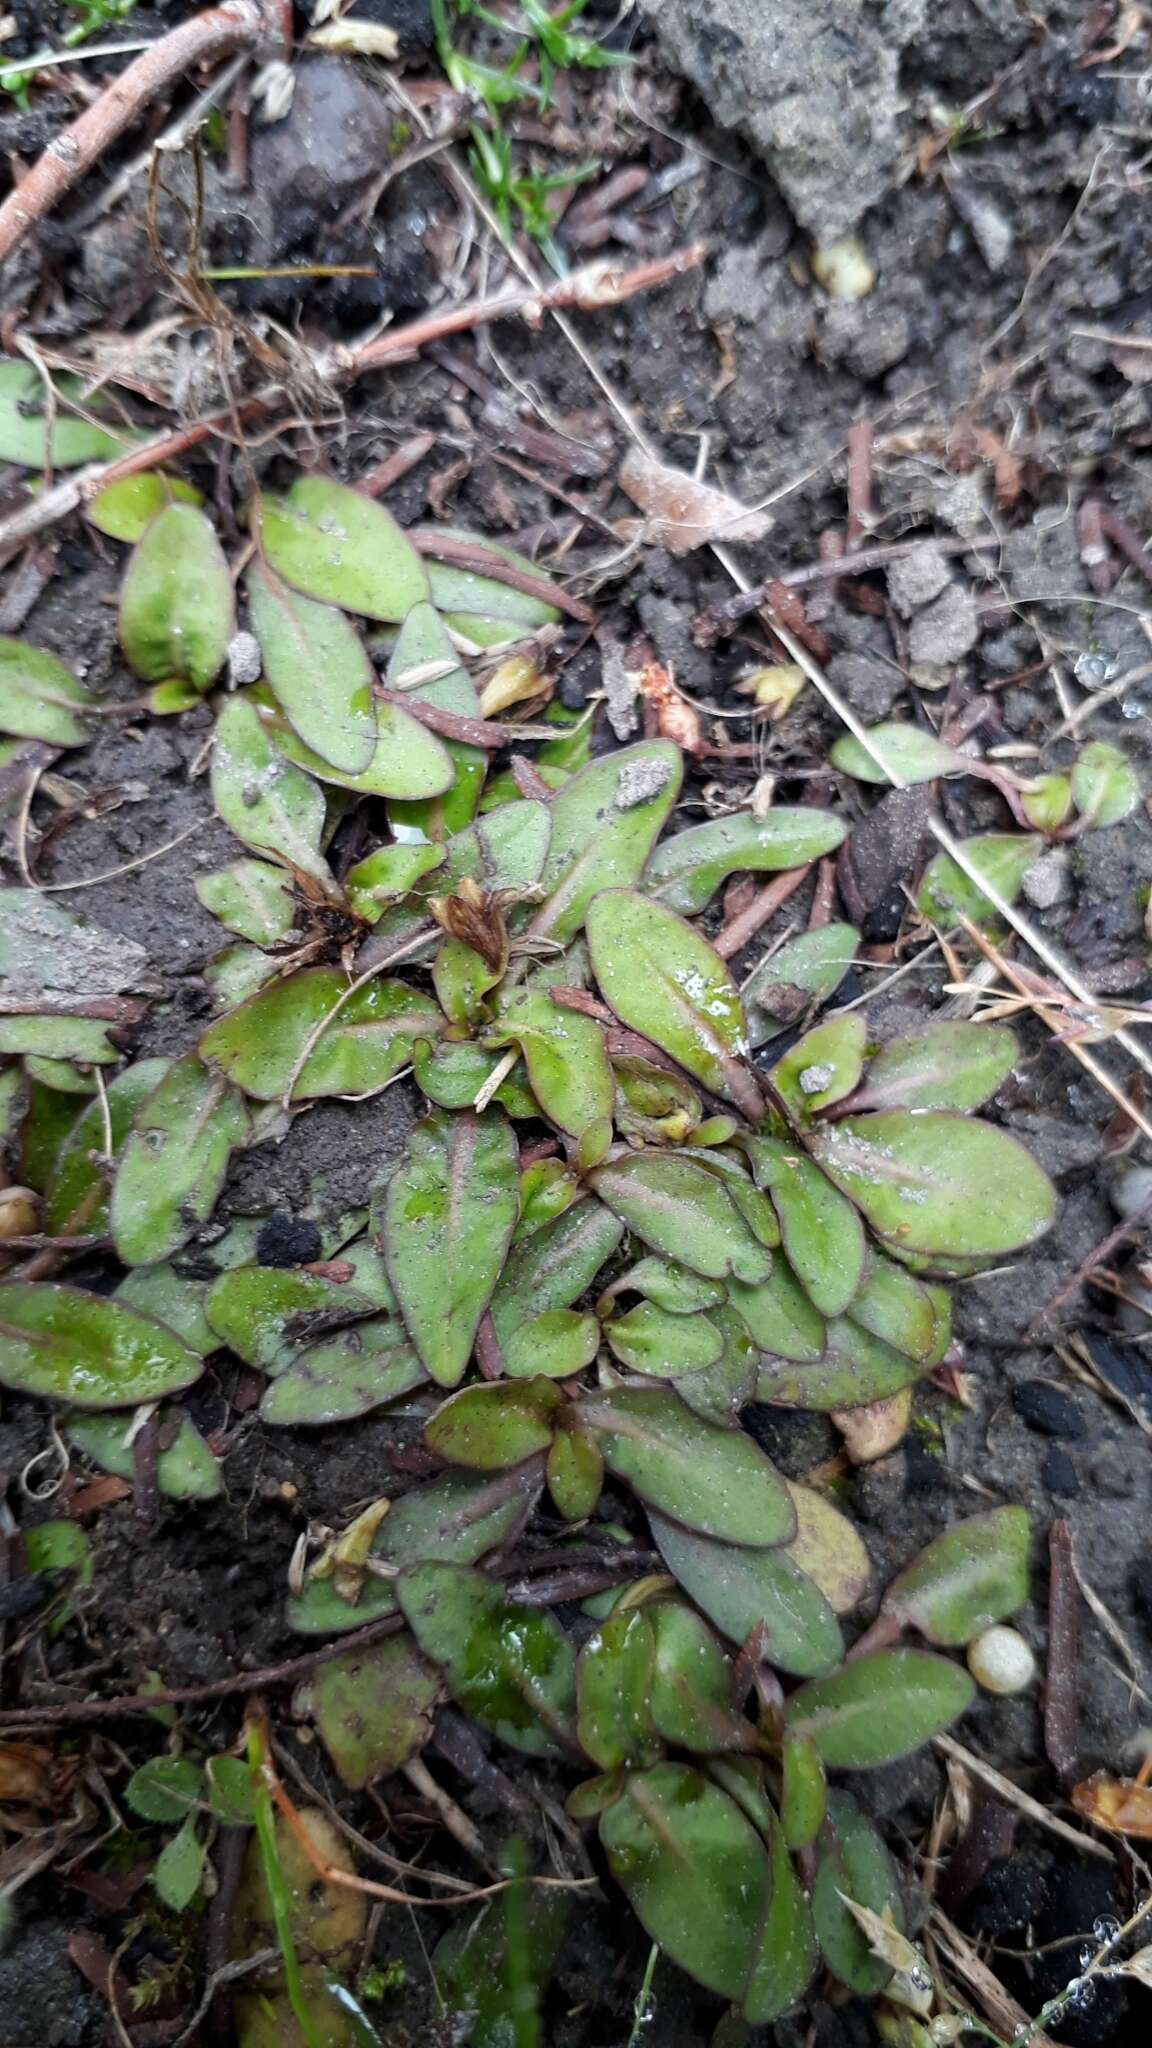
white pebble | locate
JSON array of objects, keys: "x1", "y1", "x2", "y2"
[{"x1": 967, "y1": 1625, "x2": 1036, "y2": 1695}]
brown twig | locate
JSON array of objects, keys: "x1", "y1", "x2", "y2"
[
  {"x1": 0, "y1": 0, "x2": 291, "y2": 265},
  {"x1": 693, "y1": 534, "x2": 1002, "y2": 641},
  {"x1": 1077, "y1": 497, "x2": 1116, "y2": 594},
  {"x1": 355, "y1": 433, "x2": 436, "y2": 498},
  {"x1": 1097, "y1": 504, "x2": 1152, "y2": 585},
  {"x1": 407, "y1": 528, "x2": 596, "y2": 623},
  {"x1": 713, "y1": 865, "x2": 813, "y2": 961},
  {"x1": 1044, "y1": 1520, "x2": 1080, "y2": 1785},
  {"x1": 845, "y1": 418, "x2": 874, "y2": 550}
]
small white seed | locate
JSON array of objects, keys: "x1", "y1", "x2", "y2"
[
  {"x1": 812, "y1": 237, "x2": 877, "y2": 301},
  {"x1": 0, "y1": 1186, "x2": 39, "y2": 1240},
  {"x1": 967, "y1": 1624, "x2": 1036, "y2": 1695}
]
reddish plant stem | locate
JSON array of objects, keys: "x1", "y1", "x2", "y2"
[
  {"x1": 1044, "y1": 1520, "x2": 1080, "y2": 1784},
  {"x1": 1024, "y1": 1188, "x2": 1152, "y2": 1340},
  {"x1": 713, "y1": 864, "x2": 813, "y2": 961},
  {"x1": 1097, "y1": 504, "x2": 1152, "y2": 585},
  {"x1": 355, "y1": 433, "x2": 436, "y2": 497},
  {"x1": 509, "y1": 754, "x2": 554, "y2": 801},
  {"x1": 0, "y1": 0, "x2": 290, "y2": 265},
  {"x1": 807, "y1": 856, "x2": 838, "y2": 930},
  {"x1": 406, "y1": 528, "x2": 596, "y2": 623},
  {"x1": 845, "y1": 418, "x2": 874, "y2": 550}
]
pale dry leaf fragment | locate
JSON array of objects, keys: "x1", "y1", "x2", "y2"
[
  {"x1": 617, "y1": 446, "x2": 772, "y2": 556},
  {"x1": 832, "y1": 1389, "x2": 913, "y2": 1465},
  {"x1": 837, "y1": 1898, "x2": 933, "y2": 2014},
  {"x1": 309, "y1": 20, "x2": 400, "y2": 59},
  {"x1": 599, "y1": 631, "x2": 639, "y2": 741}
]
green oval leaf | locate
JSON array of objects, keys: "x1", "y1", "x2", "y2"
[
  {"x1": 396, "y1": 1560, "x2": 576, "y2": 1754},
  {"x1": 0, "y1": 637, "x2": 91, "y2": 745},
  {"x1": 590, "y1": 1152, "x2": 772, "y2": 1284},
  {"x1": 742, "y1": 1797, "x2": 820, "y2": 2022},
  {"x1": 201, "y1": 966, "x2": 439, "y2": 1102},
  {"x1": 848, "y1": 1022, "x2": 1018, "y2": 1113},
  {"x1": 771, "y1": 1012, "x2": 866, "y2": 1119},
  {"x1": 648, "y1": 1598, "x2": 746, "y2": 1751},
  {"x1": 729, "y1": 1261, "x2": 826, "y2": 1362},
  {"x1": 786, "y1": 1647, "x2": 974, "y2": 1768},
  {"x1": 524, "y1": 742, "x2": 682, "y2": 945},
  {"x1": 744, "y1": 1135, "x2": 865, "y2": 1318},
  {"x1": 254, "y1": 680, "x2": 455, "y2": 801},
  {"x1": 1071, "y1": 739, "x2": 1140, "y2": 827},
  {"x1": 425, "y1": 1379, "x2": 560, "y2": 1468},
  {"x1": 604, "y1": 1301, "x2": 723, "y2": 1378},
  {"x1": 619, "y1": 1257, "x2": 726, "y2": 1315},
  {"x1": 86, "y1": 472, "x2": 203, "y2": 542},
  {"x1": 111, "y1": 1055, "x2": 250, "y2": 1266},
  {"x1": 881, "y1": 1507, "x2": 1031, "y2": 1646},
  {"x1": 44, "y1": 1057, "x2": 168, "y2": 1236},
  {"x1": 259, "y1": 475, "x2": 430, "y2": 621},
  {"x1": 779, "y1": 1732, "x2": 827, "y2": 1850},
  {"x1": 847, "y1": 1254, "x2": 949, "y2": 1363},
  {"x1": 127, "y1": 1757, "x2": 204, "y2": 1823},
  {"x1": 383, "y1": 600, "x2": 486, "y2": 834},
  {"x1": 286, "y1": 1466, "x2": 543, "y2": 1635},
  {"x1": 259, "y1": 1328, "x2": 425, "y2": 1426},
  {"x1": 115, "y1": 1265, "x2": 216, "y2": 1356},
  {"x1": 599, "y1": 1764, "x2": 770, "y2": 2001},
  {"x1": 384, "y1": 1109, "x2": 520, "y2": 1386},
  {"x1": 195, "y1": 858, "x2": 298, "y2": 946},
  {"x1": 120, "y1": 504, "x2": 232, "y2": 691},
  {"x1": 486, "y1": 989, "x2": 613, "y2": 1138},
  {"x1": 205, "y1": 1262, "x2": 389, "y2": 1374},
  {"x1": 917, "y1": 833, "x2": 1038, "y2": 931},
  {"x1": 577, "y1": 1607, "x2": 660, "y2": 1770},
  {"x1": 503, "y1": 1308, "x2": 600, "y2": 1379},
  {"x1": 211, "y1": 695, "x2": 332, "y2": 885},
  {"x1": 0, "y1": 362, "x2": 130, "y2": 467},
  {"x1": 649, "y1": 1511, "x2": 843, "y2": 1677},
  {"x1": 757, "y1": 1315, "x2": 926, "y2": 1411},
  {"x1": 247, "y1": 560, "x2": 377, "y2": 774},
  {"x1": 68, "y1": 1408, "x2": 221, "y2": 1501},
  {"x1": 294, "y1": 1633, "x2": 440, "y2": 1788},
  {"x1": 575, "y1": 1385, "x2": 796, "y2": 1546},
  {"x1": 0, "y1": 1285, "x2": 202, "y2": 1407},
  {"x1": 645, "y1": 808, "x2": 847, "y2": 914},
  {"x1": 588, "y1": 891, "x2": 762, "y2": 1118},
  {"x1": 345, "y1": 842, "x2": 445, "y2": 923},
  {"x1": 743, "y1": 924, "x2": 860, "y2": 1047},
  {"x1": 546, "y1": 1423, "x2": 603, "y2": 1520},
  {"x1": 830, "y1": 723, "x2": 969, "y2": 786},
  {"x1": 812, "y1": 1792, "x2": 905, "y2": 1995},
  {"x1": 490, "y1": 1199, "x2": 624, "y2": 1344},
  {"x1": 809, "y1": 1110, "x2": 1057, "y2": 1257}
]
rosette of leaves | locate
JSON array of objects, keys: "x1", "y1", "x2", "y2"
[{"x1": 0, "y1": 467, "x2": 1056, "y2": 2030}]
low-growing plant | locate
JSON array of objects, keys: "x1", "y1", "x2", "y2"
[{"x1": 0, "y1": 449, "x2": 1059, "y2": 2036}]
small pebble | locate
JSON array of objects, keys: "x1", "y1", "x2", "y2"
[
  {"x1": 227, "y1": 631, "x2": 263, "y2": 688},
  {"x1": 1012, "y1": 1379, "x2": 1086, "y2": 1439},
  {"x1": 616, "y1": 759, "x2": 672, "y2": 809},
  {"x1": 256, "y1": 1212, "x2": 323, "y2": 1268},
  {"x1": 811, "y1": 236, "x2": 876, "y2": 300},
  {"x1": 968, "y1": 1624, "x2": 1037, "y2": 1695},
  {"x1": 1110, "y1": 1165, "x2": 1152, "y2": 1219},
  {"x1": 1042, "y1": 1447, "x2": 1080, "y2": 1497}
]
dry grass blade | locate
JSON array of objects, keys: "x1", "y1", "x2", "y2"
[
  {"x1": 929, "y1": 1906, "x2": 1061, "y2": 2048},
  {"x1": 933, "y1": 1734, "x2": 1113, "y2": 1861}
]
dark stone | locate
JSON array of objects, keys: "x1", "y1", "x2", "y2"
[
  {"x1": 256, "y1": 1213, "x2": 323, "y2": 1268},
  {"x1": 904, "y1": 1434, "x2": 947, "y2": 1492},
  {"x1": 1041, "y1": 1448, "x2": 1080, "y2": 1498},
  {"x1": 1012, "y1": 1380, "x2": 1087, "y2": 1439},
  {"x1": 249, "y1": 56, "x2": 394, "y2": 240}
]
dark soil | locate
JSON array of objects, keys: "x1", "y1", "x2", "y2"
[{"x1": 2, "y1": 1, "x2": 1152, "y2": 2042}]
